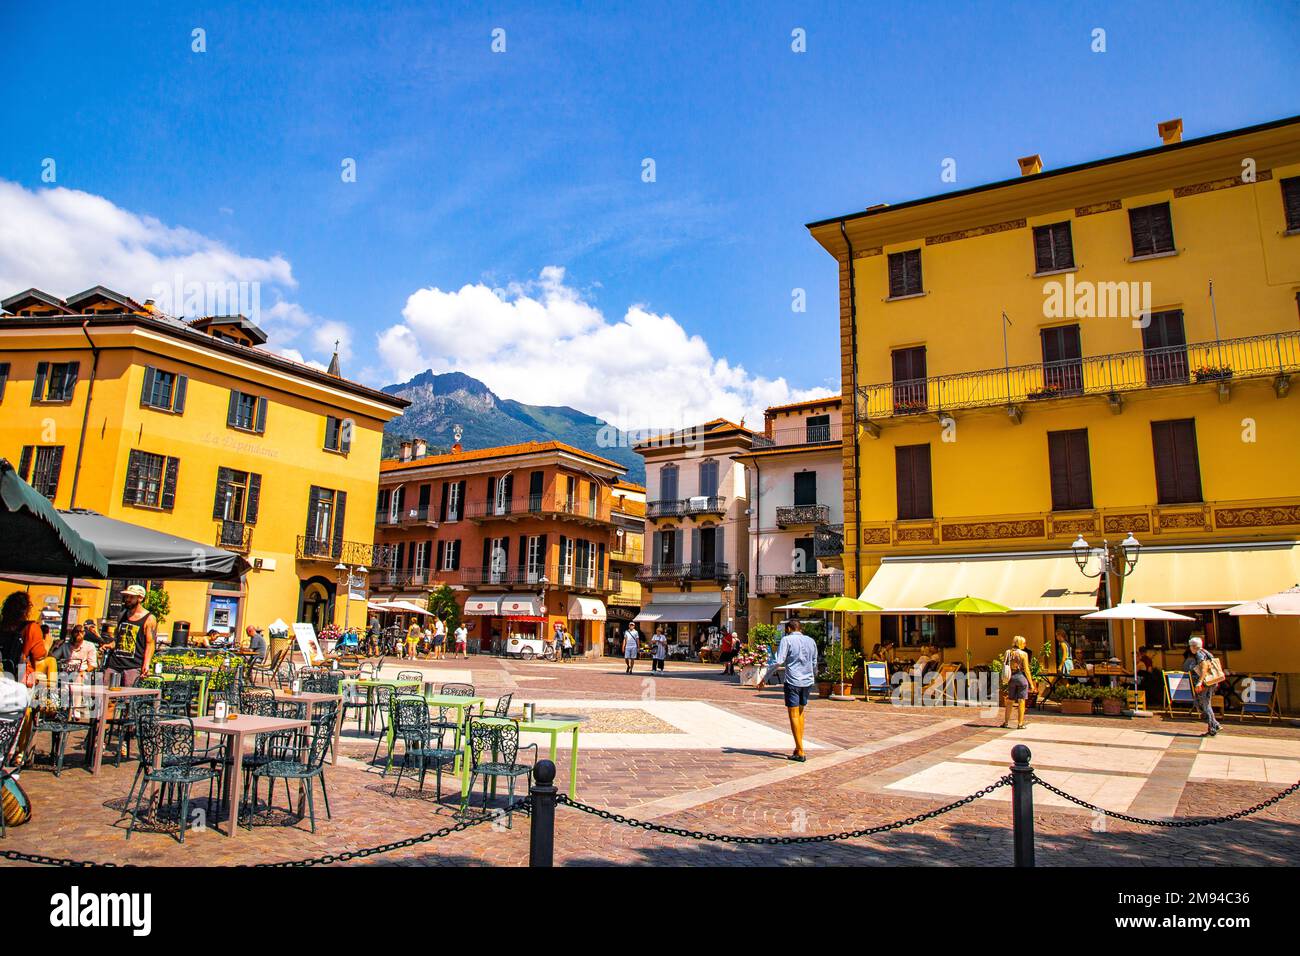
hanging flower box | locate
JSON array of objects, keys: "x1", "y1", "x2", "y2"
[{"x1": 1194, "y1": 366, "x2": 1233, "y2": 383}]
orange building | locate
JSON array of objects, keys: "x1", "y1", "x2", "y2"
[{"x1": 372, "y1": 438, "x2": 626, "y2": 655}]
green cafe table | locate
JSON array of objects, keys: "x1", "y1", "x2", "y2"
[
  {"x1": 340, "y1": 677, "x2": 423, "y2": 737},
  {"x1": 420, "y1": 693, "x2": 485, "y2": 772},
  {"x1": 144, "y1": 670, "x2": 212, "y2": 717},
  {"x1": 464, "y1": 715, "x2": 581, "y2": 801}
]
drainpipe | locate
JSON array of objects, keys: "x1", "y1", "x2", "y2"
[
  {"x1": 61, "y1": 319, "x2": 100, "y2": 642},
  {"x1": 839, "y1": 219, "x2": 863, "y2": 601},
  {"x1": 752, "y1": 459, "x2": 761, "y2": 618}
]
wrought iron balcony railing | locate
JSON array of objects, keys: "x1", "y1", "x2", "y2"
[
  {"x1": 647, "y1": 499, "x2": 684, "y2": 518},
  {"x1": 755, "y1": 572, "x2": 845, "y2": 596},
  {"x1": 750, "y1": 421, "x2": 842, "y2": 449},
  {"x1": 464, "y1": 494, "x2": 611, "y2": 524},
  {"x1": 215, "y1": 520, "x2": 253, "y2": 553},
  {"x1": 648, "y1": 496, "x2": 728, "y2": 518},
  {"x1": 636, "y1": 562, "x2": 731, "y2": 583},
  {"x1": 297, "y1": 535, "x2": 396, "y2": 568},
  {"x1": 815, "y1": 524, "x2": 844, "y2": 558},
  {"x1": 856, "y1": 331, "x2": 1300, "y2": 421},
  {"x1": 776, "y1": 504, "x2": 831, "y2": 528},
  {"x1": 375, "y1": 507, "x2": 438, "y2": 528}
]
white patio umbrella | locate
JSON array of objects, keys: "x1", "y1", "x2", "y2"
[
  {"x1": 1227, "y1": 584, "x2": 1300, "y2": 616},
  {"x1": 773, "y1": 600, "x2": 812, "y2": 611},
  {"x1": 381, "y1": 599, "x2": 432, "y2": 616},
  {"x1": 1083, "y1": 601, "x2": 1194, "y2": 715}
]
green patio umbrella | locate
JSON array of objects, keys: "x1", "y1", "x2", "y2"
[
  {"x1": 800, "y1": 596, "x2": 882, "y2": 693},
  {"x1": 925, "y1": 595, "x2": 1013, "y2": 666},
  {"x1": 0, "y1": 459, "x2": 107, "y2": 578}
]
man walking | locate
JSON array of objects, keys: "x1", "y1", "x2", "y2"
[
  {"x1": 101, "y1": 584, "x2": 157, "y2": 689},
  {"x1": 1184, "y1": 636, "x2": 1223, "y2": 737},
  {"x1": 454, "y1": 622, "x2": 469, "y2": 659},
  {"x1": 622, "y1": 623, "x2": 640, "y2": 674},
  {"x1": 763, "y1": 619, "x2": 818, "y2": 762}
]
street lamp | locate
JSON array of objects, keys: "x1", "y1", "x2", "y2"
[
  {"x1": 723, "y1": 583, "x2": 735, "y2": 634},
  {"x1": 334, "y1": 562, "x2": 369, "y2": 633},
  {"x1": 1071, "y1": 532, "x2": 1141, "y2": 655}
]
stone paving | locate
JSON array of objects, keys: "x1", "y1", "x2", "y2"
[{"x1": 4, "y1": 654, "x2": 1300, "y2": 867}]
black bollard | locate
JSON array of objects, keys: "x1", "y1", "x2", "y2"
[
  {"x1": 529, "y1": 759, "x2": 558, "y2": 867},
  {"x1": 1010, "y1": 744, "x2": 1035, "y2": 868}
]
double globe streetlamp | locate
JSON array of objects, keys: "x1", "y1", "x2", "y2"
[
  {"x1": 1070, "y1": 531, "x2": 1141, "y2": 656},
  {"x1": 334, "y1": 562, "x2": 369, "y2": 633}
]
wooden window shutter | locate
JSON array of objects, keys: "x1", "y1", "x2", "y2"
[
  {"x1": 691, "y1": 527, "x2": 701, "y2": 566},
  {"x1": 32, "y1": 362, "x2": 48, "y2": 402},
  {"x1": 18, "y1": 445, "x2": 33, "y2": 481},
  {"x1": 458, "y1": 481, "x2": 467, "y2": 514},
  {"x1": 439, "y1": 482, "x2": 449, "y2": 522},
  {"x1": 487, "y1": 476, "x2": 497, "y2": 510},
  {"x1": 62, "y1": 362, "x2": 79, "y2": 399},
  {"x1": 331, "y1": 490, "x2": 347, "y2": 550},
  {"x1": 518, "y1": 535, "x2": 527, "y2": 574},
  {"x1": 1067, "y1": 431, "x2": 1092, "y2": 510},
  {"x1": 1047, "y1": 432, "x2": 1070, "y2": 511},
  {"x1": 173, "y1": 374, "x2": 187, "y2": 413},
  {"x1": 895, "y1": 447, "x2": 914, "y2": 519},
  {"x1": 227, "y1": 390, "x2": 239, "y2": 427},
  {"x1": 651, "y1": 531, "x2": 662, "y2": 570},
  {"x1": 246, "y1": 473, "x2": 262, "y2": 524},
  {"x1": 140, "y1": 366, "x2": 157, "y2": 407},
  {"x1": 715, "y1": 526, "x2": 724, "y2": 569},
  {"x1": 673, "y1": 529, "x2": 683, "y2": 565},
  {"x1": 436, "y1": 540, "x2": 445, "y2": 570},
  {"x1": 537, "y1": 534, "x2": 547, "y2": 574},
  {"x1": 1172, "y1": 420, "x2": 1201, "y2": 503},
  {"x1": 482, "y1": 538, "x2": 491, "y2": 572},
  {"x1": 888, "y1": 249, "x2": 922, "y2": 297},
  {"x1": 160, "y1": 457, "x2": 180, "y2": 510},
  {"x1": 254, "y1": 396, "x2": 268, "y2": 434},
  {"x1": 305, "y1": 485, "x2": 322, "y2": 540},
  {"x1": 895, "y1": 445, "x2": 932, "y2": 520},
  {"x1": 1151, "y1": 421, "x2": 1202, "y2": 505},
  {"x1": 396, "y1": 541, "x2": 406, "y2": 570},
  {"x1": 213, "y1": 467, "x2": 232, "y2": 520},
  {"x1": 1282, "y1": 177, "x2": 1300, "y2": 231},
  {"x1": 123, "y1": 450, "x2": 143, "y2": 505},
  {"x1": 339, "y1": 418, "x2": 350, "y2": 454},
  {"x1": 0, "y1": 362, "x2": 9, "y2": 402},
  {"x1": 1130, "y1": 203, "x2": 1174, "y2": 256},
  {"x1": 1047, "y1": 430, "x2": 1092, "y2": 511},
  {"x1": 452, "y1": 539, "x2": 461, "y2": 571},
  {"x1": 45, "y1": 446, "x2": 63, "y2": 499}
]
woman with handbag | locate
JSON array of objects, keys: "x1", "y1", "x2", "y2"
[
  {"x1": 999, "y1": 635, "x2": 1032, "y2": 730},
  {"x1": 0, "y1": 592, "x2": 57, "y2": 693},
  {"x1": 1183, "y1": 636, "x2": 1224, "y2": 737}
]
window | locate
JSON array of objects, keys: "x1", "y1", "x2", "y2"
[
  {"x1": 895, "y1": 444, "x2": 933, "y2": 520},
  {"x1": 659, "y1": 464, "x2": 679, "y2": 502},
  {"x1": 588, "y1": 481, "x2": 598, "y2": 518},
  {"x1": 565, "y1": 476, "x2": 576, "y2": 512},
  {"x1": 488, "y1": 537, "x2": 508, "y2": 582},
  {"x1": 698, "y1": 460, "x2": 719, "y2": 498},
  {"x1": 526, "y1": 534, "x2": 546, "y2": 583},
  {"x1": 1151, "y1": 419, "x2": 1202, "y2": 504},
  {"x1": 32, "y1": 361, "x2": 79, "y2": 403},
  {"x1": 491, "y1": 473, "x2": 513, "y2": 515},
  {"x1": 1146, "y1": 609, "x2": 1242, "y2": 653},
  {"x1": 213, "y1": 466, "x2": 261, "y2": 526},
  {"x1": 792, "y1": 536, "x2": 814, "y2": 574},
  {"x1": 805, "y1": 414, "x2": 831, "y2": 443},
  {"x1": 1128, "y1": 202, "x2": 1175, "y2": 257},
  {"x1": 559, "y1": 536, "x2": 575, "y2": 584},
  {"x1": 439, "y1": 539, "x2": 461, "y2": 571},
  {"x1": 1142, "y1": 310, "x2": 1188, "y2": 385},
  {"x1": 0, "y1": 362, "x2": 10, "y2": 401},
  {"x1": 887, "y1": 249, "x2": 923, "y2": 298},
  {"x1": 323, "y1": 416, "x2": 351, "y2": 453},
  {"x1": 528, "y1": 471, "x2": 544, "y2": 511},
  {"x1": 1032, "y1": 221, "x2": 1075, "y2": 272},
  {"x1": 140, "y1": 367, "x2": 187, "y2": 413},
  {"x1": 652, "y1": 528, "x2": 682, "y2": 568},
  {"x1": 439, "y1": 480, "x2": 465, "y2": 522},
  {"x1": 1281, "y1": 176, "x2": 1300, "y2": 232},
  {"x1": 881, "y1": 614, "x2": 957, "y2": 648},
  {"x1": 227, "y1": 390, "x2": 268, "y2": 433},
  {"x1": 305, "y1": 485, "x2": 347, "y2": 554},
  {"x1": 1040, "y1": 325, "x2": 1083, "y2": 395},
  {"x1": 123, "y1": 450, "x2": 180, "y2": 510},
  {"x1": 1047, "y1": 429, "x2": 1093, "y2": 511},
  {"x1": 793, "y1": 470, "x2": 818, "y2": 507},
  {"x1": 891, "y1": 346, "x2": 928, "y2": 413},
  {"x1": 18, "y1": 445, "x2": 64, "y2": 500}
]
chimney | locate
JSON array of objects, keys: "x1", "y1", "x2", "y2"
[
  {"x1": 399, "y1": 440, "x2": 413, "y2": 461},
  {"x1": 452, "y1": 441, "x2": 463, "y2": 455},
  {"x1": 451, "y1": 423, "x2": 463, "y2": 455},
  {"x1": 1158, "y1": 118, "x2": 1183, "y2": 145},
  {"x1": 1017, "y1": 154, "x2": 1043, "y2": 177},
  {"x1": 413, "y1": 438, "x2": 427, "y2": 458}
]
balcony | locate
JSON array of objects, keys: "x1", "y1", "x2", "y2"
[
  {"x1": 646, "y1": 499, "x2": 684, "y2": 519},
  {"x1": 750, "y1": 420, "x2": 843, "y2": 449},
  {"x1": 371, "y1": 569, "x2": 433, "y2": 591},
  {"x1": 609, "y1": 572, "x2": 640, "y2": 606},
  {"x1": 375, "y1": 507, "x2": 438, "y2": 528},
  {"x1": 856, "y1": 331, "x2": 1300, "y2": 422},
  {"x1": 776, "y1": 504, "x2": 831, "y2": 528},
  {"x1": 464, "y1": 494, "x2": 612, "y2": 526},
  {"x1": 648, "y1": 496, "x2": 727, "y2": 519},
  {"x1": 454, "y1": 564, "x2": 613, "y2": 593},
  {"x1": 815, "y1": 524, "x2": 844, "y2": 558},
  {"x1": 755, "y1": 571, "x2": 845, "y2": 596},
  {"x1": 215, "y1": 520, "x2": 253, "y2": 554},
  {"x1": 297, "y1": 535, "x2": 396, "y2": 567},
  {"x1": 636, "y1": 562, "x2": 731, "y2": 584}
]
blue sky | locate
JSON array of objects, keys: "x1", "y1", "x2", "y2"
[{"x1": 1, "y1": 1, "x2": 1297, "y2": 428}]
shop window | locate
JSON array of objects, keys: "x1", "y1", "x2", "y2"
[{"x1": 880, "y1": 614, "x2": 956, "y2": 648}]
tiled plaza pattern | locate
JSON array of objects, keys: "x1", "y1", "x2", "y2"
[{"x1": 4, "y1": 656, "x2": 1300, "y2": 867}]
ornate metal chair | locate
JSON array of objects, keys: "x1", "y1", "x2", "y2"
[
  {"x1": 125, "y1": 714, "x2": 218, "y2": 844},
  {"x1": 462, "y1": 718, "x2": 536, "y2": 828},
  {"x1": 431, "y1": 682, "x2": 477, "y2": 746},
  {"x1": 159, "y1": 679, "x2": 198, "y2": 718},
  {"x1": 389, "y1": 695, "x2": 457, "y2": 799},
  {"x1": 0, "y1": 716, "x2": 21, "y2": 838},
  {"x1": 396, "y1": 669, "x2": 424, "y2": 689},
  {"x1": 32, "y1": 703, "x2": 90, "y2": 776},
  {"x1": 245, "y1": 701, "x2": 336, "y2": 833},
  {"x1": 492, "y1": 693, "x2": 513, "y2": 718}
]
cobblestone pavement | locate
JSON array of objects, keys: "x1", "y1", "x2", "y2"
[{"x1": 5, "y1": 655, "x2": 1299, "y2": 867}]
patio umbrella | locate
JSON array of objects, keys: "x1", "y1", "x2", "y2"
[
  {"x1": 0, "y1": 460, "x2": 108, "y2": 578},
  {"x1": 1226, "y1": 584, "x2": 1300, "y2": 616},
  {"x1": 380, "y1": 600, "x2": 432, "y2": 616},
  {"x1": 925, "y1": 595, "x2": 1013, "y2": 666},
  {"x1": 800, "y1": 596, "x2": 883, "y2": 690},
  {"x1": 59, "y1": 509, "x2": 251, "y2": 581},
  {"x1": 1083, "y1": 601, "x2": 1193, "y2": 715}
]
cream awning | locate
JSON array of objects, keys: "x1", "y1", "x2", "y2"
[
  {"x1": 500, "y1": 595, "x2": 544, "y2": 617},
  {"x1": 860, "y1": 553, "x2": 1099, "y2": 613},
  {"x1": 635, "y1": 601, "x2": 723, "y2": 623},
  {"x1": 567, "y1": 596, "x2": 607, "y2": 621},
  {"x1": 463, "y1": 594, "x2": 502, "y2": 616},
  {"x1": 1119, "y1": 543, "x2": 1300, "y2": 609}
]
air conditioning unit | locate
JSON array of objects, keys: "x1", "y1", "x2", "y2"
[{"x1": 689, "y1": 496, "x2": 708, "y2": 510}]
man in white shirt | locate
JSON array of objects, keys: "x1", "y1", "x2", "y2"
[
  {"x1": 454, "y1": 623, "x2": 469, "y2": 659},
  {"x1": 763, "y1": 620, "x2": 818, "y2": 762},
  {"x1": 622, "y1": 625, "x2": 640, "y2": 674},
  {"x1": 433, "y1": 616, "x2": 447, "y2": 660}
]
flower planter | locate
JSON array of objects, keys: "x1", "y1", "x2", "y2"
[
  {"x1": 832, "y1": 682, "x2": 854, "y2": 697},
  {"x1": 1101, "y1": 697, "x2": 1125, "y2": 716},
  {"x1": 1059, "y1": 699, "x2": 1095, "y2": 716},
  {"x1": 817, "y1": 681, "x2": 833, "y2": 699},
  {"x1": 1195, "y1": 369, "x2": 1233, "y2": 383},
  {"x1": 738, "y1": 665, "x2": 767, "y2": 688}
]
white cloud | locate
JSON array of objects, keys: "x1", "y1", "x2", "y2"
[
  {"x1": 380, "y1": 266, "x2": 834, "y2": 430},
  {"x1": 0, "y1": 180, "x2": 344, "y2": 367}
]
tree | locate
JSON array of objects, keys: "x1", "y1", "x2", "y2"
[
  {"x1": 427, "y1": 585, "x2": 460, "y2": 632},
  {"x1": 144, "y1": 587, "x2": 171, "y2": 625}
]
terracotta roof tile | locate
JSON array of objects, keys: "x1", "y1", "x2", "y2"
[{"x1": 380, "y1": 440, "x2": 625, "y2": 473}]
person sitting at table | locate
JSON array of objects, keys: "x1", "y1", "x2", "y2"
[
  {"x1": 0, "y1": 591, "x2": 58, "y2": 692},
  {"x1": 247, "y1": 626, "x2": 268, "y2": 663}
]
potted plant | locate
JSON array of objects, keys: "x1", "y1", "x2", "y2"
[
  {"x1": 1194, "y1": 364, "x2": 1233, "y2": 383},
  {"x1": 822, "y1": 643, "x2": 862, "y2": 698},
  {"x1": 734, "y1": 643, "x2": 771, "y2": 687},
  {"x1": 1055, "y1": 682, "x2": 1096, "y2": 715},
  {"x1": 1097, "y1": 685, "x2": 1127, "y2": 716}
]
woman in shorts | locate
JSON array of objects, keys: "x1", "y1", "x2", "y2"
[{"x1": 1000, "y1": 635, "x2": 1032, "y2": 730}]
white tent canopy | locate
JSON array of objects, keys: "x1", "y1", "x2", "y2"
[{"x1": 380, "y1": 600, "x2": 432, "y2": 616}]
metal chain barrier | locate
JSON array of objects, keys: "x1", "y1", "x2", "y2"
[
  {"x1": 555, "y1": 777, "x2": 1013, "y2": 845},
  {"x1": 1031, "y1": 772, "x2": 1300, "y2": 828},
  {"x1": 0, "y1": 849, "x2": 127, "y2": 867}
]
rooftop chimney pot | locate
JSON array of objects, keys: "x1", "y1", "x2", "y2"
[
  {"x1": 1018, "y1": 154, "x2": 1043, "y2": 177},
  {"x1": 1158, "y1": 118, "x2": 1183, "y2": 145},
  {"x1": 413, "y1": 439, "x2": 427, "y2": 458},
  {"x1": 399, "y1": 440, "x2": 413, "y2": 461}
]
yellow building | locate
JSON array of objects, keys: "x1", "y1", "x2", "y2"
[
  {"x1": 606, "y1": 479, "x2": 647, "y2": 650},
  {"x1": 808, "y1": 115, "x2": 1300, "y2": 687},
  {"x1": 0, "y1": 285, "x2": 407, "y2": 639}
]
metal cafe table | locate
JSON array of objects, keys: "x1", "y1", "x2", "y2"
[
  {"x1": 272, "y1": 689, "x2": 344, "y2": 765},
  {"x1": 75, "y1": 683, "x2": 162, "y2": 775},
  {"x1": 418, "y1": 693, "x2": 485, "y2": 773},
  {"x1": 160, "y1": 713, "x2": 309, "y2": 839},
  {"x1": 464, "y1": 714, "x2": 582, "y2": 800},
  {"x1": 339, "y1": 677, "x2": 423, "y2": 735}
]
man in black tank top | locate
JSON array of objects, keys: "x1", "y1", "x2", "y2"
[{"x1": 102, "y1": 585, "x2": 157, "y2": 687}]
